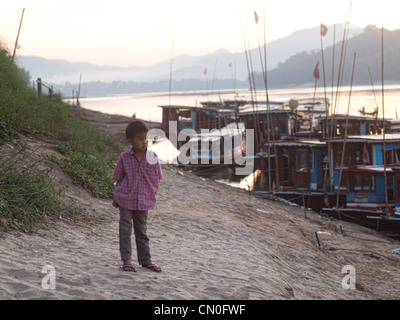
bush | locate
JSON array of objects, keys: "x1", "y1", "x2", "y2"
[
  {"x1": 0, "y1": 45, "x2": 122, "y2": 233},
  {"x1": 0, "y1": 152, "x2": 86, "y2": 233},
  {"x1": 49, "y1": 151, "x2": 115, "y2": 198}
]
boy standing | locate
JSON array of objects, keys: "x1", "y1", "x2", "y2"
[{"x1": 113, "y1": 120, "x2": 163, "y2": 272}]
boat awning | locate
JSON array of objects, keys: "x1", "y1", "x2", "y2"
[
  {"x1": 267, "y1": 139, "x2": 326, "y2": 147},
  {"x1": 334, "y1": 165, "x2": 395, "y2": 173},
  {"x1": 328, "y1": 133, "x2": 400, "y2": 143}
]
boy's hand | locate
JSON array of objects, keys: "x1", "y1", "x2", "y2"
[{"x1": 112, "y1": 200, "x2": 119, "y2": 208}]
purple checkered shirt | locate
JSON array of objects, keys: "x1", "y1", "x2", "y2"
[{"x1": 113, "y1": 149, "x2": 163, "y2": 211}]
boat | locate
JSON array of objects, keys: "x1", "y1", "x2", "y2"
[{"x1": 321, "y1": 165, "x2": 400, "y2": 235}]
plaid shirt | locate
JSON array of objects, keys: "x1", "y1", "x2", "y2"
[{"x1": 113, "y1": 149, "x2": 163, "y2": 211}]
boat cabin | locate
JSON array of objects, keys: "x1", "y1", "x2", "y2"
[
  {"x1": 329, "y1": 133, "x2": 400, "y2": 189},
  {"x1": 237, "y1": 103, "x2": 300, "y2": 143},
  {"x1": 336, "y1": 166, "x2": 395, "y2": 211},
  {"x1": 186, "y1": 123, "x2": 245, "y2": 166},
  {"x1": 159, "y1": 105, "x2": 236, "y2": 146},
  {"x1": 318, "y1": 114, "x2": 387, "y2": 139},
  {"x1": 266, "y1": 139, "x2": 326, "y2": 191}
]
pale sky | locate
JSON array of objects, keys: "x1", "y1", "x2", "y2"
[{"x1": 0, "y1": 0, "x2": 398, "y2": 67}]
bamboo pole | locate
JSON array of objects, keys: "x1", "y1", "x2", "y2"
[
  {"x1": 169, "y1": 24, "x2": 176, "y2": 106},
  {"x1": 76, "y1": 73, "x2": 82, "y2": 107},
  {"x1": 211, "y1": 58, "x2": 218, "y2": 99},
  {"x1": 255, "y1": 4, "x2": 277, "y2": 191},
  {"x1": 310, "y1": 73, "x2": 318, "y2": 138},
  {"x1": 323, "y1": 24, "x2": 335, "y2": 194},
  {"x1": 335, "y1": 52, "x2": 356, "y2": 210},
  {"x1": 245, "y1": 19, "x2": 261, "y2": 149},
  {"x1": 367, "y1": 65, "x2": 379, "y2": 114},
  {"x1": 381, "y1": 24, "x2": 389, "y2": 212},
  {"x1": 12, "y1": 8, "x2": 25, "y2": 63},
  {"x1": 320, "y1": 23, "x2": 328, "y2": 116},
  {"x1": 330, "y1": 10, "x2": 351, "y2": 141},
  {"x1": 240, "y1": 15, "x2": 259, "y2": 152},
  {"x1": 262, "y1": 3, "x2": 275, "y2": 192}
]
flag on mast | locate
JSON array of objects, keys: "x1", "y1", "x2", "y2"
[
  {"x1": 254, "y1": 10, "x2": 259, "y2": 24},
  {"x1": 313, "y1": 62, "x2": 320, "y2": 80},
  {"x1": 320, "y1": 23, "x2": 328, "y2": 36}
]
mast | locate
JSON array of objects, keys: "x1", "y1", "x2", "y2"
[
  {"x1": 320, "y1": 23, "x2": 328, "y2": 116},
  {"x1": 168, "y1": 24, "x2": 176, "y2": 106},
  {"x1": 336, "y1": 52, "x2": 356, "y2": 210},
  {"x1": 254, "y1": 6, "x2": 273, "y2": 191},
  {"x1": 262, "y1": 3, "x2": 277, "y2": 191},
  {"x1": 381, "y1": 24, "x2": 389, "y2": 211},
  {"x1": 240, "y1": 15, "x2": 259, "y2": 152}
]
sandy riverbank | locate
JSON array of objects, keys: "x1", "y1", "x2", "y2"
[{"x1": 0, "y1": 106, "x2": 400, "y2": 300}]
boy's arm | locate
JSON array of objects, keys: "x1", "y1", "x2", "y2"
[
  {"x1": 113, "y1": 155, "x2": 125, "y2": 181},
  {"x1": 112, "y1": 157, "x2": 124, "y2": 208}
]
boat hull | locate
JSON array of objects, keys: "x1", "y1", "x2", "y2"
[{"x1": 321, "y1": 207, "x2": 400, "y2": 235}]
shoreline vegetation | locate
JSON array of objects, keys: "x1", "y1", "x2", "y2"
[
  {"x1": 0, "y1": 46, "x2": 122, "y2": 232},
  {"x1": 1, "y1": 45, "x2": 400, "y2": 300}
]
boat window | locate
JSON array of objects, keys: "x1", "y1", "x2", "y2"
[
  {"x1": 386, "y1": 148, "x2": 400, "y2": 165},
  {"x1": 296, "y1": 149, "x2": 313, "y2": 172},
  {"x1": 348, "y1": 174, "x2": 374, "y2": 193}
]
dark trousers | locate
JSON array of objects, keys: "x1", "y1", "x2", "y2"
[{"x1": 119, "y1": 207, "x2": 151, "y2": 265}]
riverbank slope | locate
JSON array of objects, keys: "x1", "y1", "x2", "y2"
[{"x1": 0, "y1": 106, "x2": 399, "y2": 300}]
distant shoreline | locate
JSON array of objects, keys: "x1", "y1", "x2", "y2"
[{"x1": 74, "y1": 105, "x2": 161, "y2": 147}]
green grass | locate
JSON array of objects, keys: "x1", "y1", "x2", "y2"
[
  {"x1": 48, "y1": 151, "x2": 116, "y2": 198},
  {"x1": 0, "y1": 46, "x2": 122, "y2": 233},
  {"x1": 0, "y1": 151, "x2": 87, "y2": 233}
]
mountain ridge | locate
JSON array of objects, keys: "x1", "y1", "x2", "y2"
[{"x1": 16, "y1": 23, "x2": 361, "y2": 86}]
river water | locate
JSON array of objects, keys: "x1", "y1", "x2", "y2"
[{"x1": 79, "y1": 84, "x2": 400, "y2": 123}]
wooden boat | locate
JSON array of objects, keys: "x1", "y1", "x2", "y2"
[{"x1": 321, "y1": 166, "x2": 400, "y2": 234}]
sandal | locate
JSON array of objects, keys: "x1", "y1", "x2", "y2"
[
  {"x1": 120, "y1": 264, "x2": 137, "y2": 272},
  {"x1": 142, "y1": 263, "x2": 162, "y2": 272}
]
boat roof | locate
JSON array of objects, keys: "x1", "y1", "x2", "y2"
[
  {"x1": 317, "y1": 114, "x2": 387, "y2": 121},
  {"x1": 335, "y1": 165, "x2": 396, "y2": 173},
  {"x1": 189, "y1": 122, "x2": 245, "y2": 142},
  {"x1": 329, "y1": 133, "x2": 400, "y2": 143},
  {"x1": 158, "y1": 104, "x2": 235, "y2": 114},
  {"x1": 267, "y1": 139, "x2": 326, "y2": 147},
  {"x1": 238, "y1": 101, "x2": 289, "y2": 115}
]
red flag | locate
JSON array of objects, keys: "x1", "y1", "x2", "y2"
[
  {"x1": 228, "y1": 62, "x2": 232, "y2": 67},
  {"x1": 320, "y1": 23, "x2": 328, "y2": 36},
  {"x1": 254, "y1": 10, "x2": 259, "y2": 24},
  {"x1": 313, "y1": 62, "x2": 320, "y2": 80},
  {"x1": 204, "y1": 68, "x2": 207, "y2": 75},
  {"x1": 362, "y1": 143, "x2": 370, "y2": 164}
]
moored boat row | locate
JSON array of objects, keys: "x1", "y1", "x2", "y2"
[{"x1": 158, "y1": 97, "x2": 400, "y2": 235}]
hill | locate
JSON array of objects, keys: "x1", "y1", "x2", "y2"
[
  {"x1": 258, "y1": 25, "x2": 400, "y2": 88},
  {"x1": 15, "y1": 23, "x2": 361, "y2": 97}
]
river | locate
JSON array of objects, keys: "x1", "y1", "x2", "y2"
[{"x1": 79, "y1": 84, "x2": 400, "y2": 123}]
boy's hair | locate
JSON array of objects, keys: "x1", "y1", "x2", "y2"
[{"x1": 125, "y1": 120, "x2": 149, "y2": 139}]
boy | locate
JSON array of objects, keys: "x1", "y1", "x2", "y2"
[{"x1": 112, "y1": 120, "x2": 163, "y2": 272}]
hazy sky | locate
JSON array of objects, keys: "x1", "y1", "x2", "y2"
[{"x1": 1, "y1": 0, "x2": 398, "y2": 67}]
